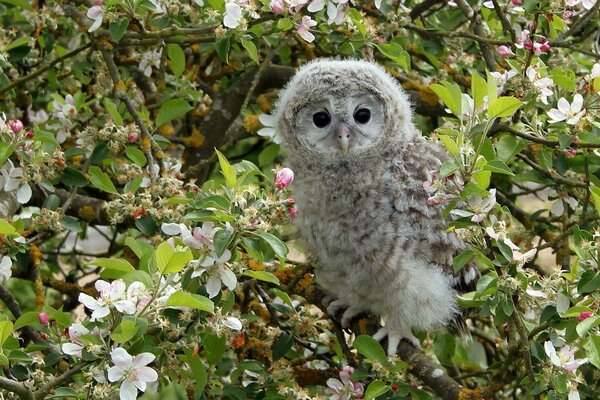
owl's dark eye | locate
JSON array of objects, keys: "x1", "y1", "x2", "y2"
[
  {"x1": 354, "y1": 108, "x2": 371, "y2": 124},
  {"x1": 312, "y1": 112, "x2": 331, "y2": 128}
]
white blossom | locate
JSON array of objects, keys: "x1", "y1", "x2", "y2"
[
  {"x1": 87, "y1": 6, "x2": 104, "y2": 33},
  {"x1": 0, "y1": 256, "x2": 12, "y2": 282},
  {"x1": 1, "y1": 160, "x2": 32, "y2": 204},
  {"x1": 192, "y1": 249, "x2": 235, "y2": 298},
  {"x1": 139, "y1": 49, "x2": 162, "y2": 78},
  {"x1": 107, "y1": 348, "x2": 158, "y2": 400},
  {"x1": 544, "y1": 341, "x2": 588, "y2": 371},
  {"x1": 223, "y1": 2, "x2": 242, "y2": 28},
  {"x1": 547, "y1": 94, "x2": 586, "y2": 125},
  {"x1": 297, "y1": 16, "x2": 317, "y2": 43},
  {"x1": 78, "y1": 280, "x2": 137, "y2": 321},
  {"x1": 257, "y1": 114, "x2": 281, "y2": 143}
]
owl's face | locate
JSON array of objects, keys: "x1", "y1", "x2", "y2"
[{"x1": 293, "y1": 94, "x2": 386, "y2": 155}]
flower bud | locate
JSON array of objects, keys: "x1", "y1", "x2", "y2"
[
  {"x1": 8, "y1": 120, "x2": 24, "y2": 134},
  {"x1": 512, "y1": 0, "x2": 522, "y2": 5},
  {"x1": 498, "y1": 45, "x2": 512, "y2": 58},
  {"x1": 287, "y1": 207, "x2": 298, "y2": 218},
  {"x1": 127, "y1": 131, "x2": 139, "y2": 143},
  {"x1": 26, "y1": 130, "x2": 34, "y2": 138},
  {"x1": 269, "y1": 0, "x2": 284, "y2": 14},
  {"x1": 38, "y1": 312, "x2": 50, "y2": 326},
  {"x1": 577, "y1": 311, "x2": 592, "y2": 321},
  {"x1": 275, "y1": 168, "x2": 294, "y2": 189},
  {"x1": 564, "y1": 148, "x2": 577, "y2": 158}
]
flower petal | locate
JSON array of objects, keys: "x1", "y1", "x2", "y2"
[
  {"x1": 135, "y1": 365, "x2": 158, "y2": 384},
  {"x1": 16, "y1": 183, "x2": 32, "y2": 204},
  {"x1": 133, "y1": 352, "x2": 156, "y2": 368},
  {"x1": 107, "y1": 366, "x2": 125, "y2": 383},
  {"x1": 111, "y1": 347, "x2": 134, "y2": 370},
  {"x1": 120, "y1": 380, "x2": 138, "y2": 400}
]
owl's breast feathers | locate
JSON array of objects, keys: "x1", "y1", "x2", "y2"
[{"x1": 290, "y1": 139, "x2": 478, "y2": 294}]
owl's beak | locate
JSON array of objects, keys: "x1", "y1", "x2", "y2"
[{"x1": 337, "y1": 123, "x2": 351, "y2": 154}]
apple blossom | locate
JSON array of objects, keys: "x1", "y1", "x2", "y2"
[
  {"x1": 326, "y1": 365, "x2": 364, "y2": 400},
  {"x1": 139, "y1": 49, "x2": 162, "y2": 78},
  {"x1": 275, "y1": 167, "x2": 294, "y2": 189},
  {"x1": 269, "y1": 0, "x2": 285, "y2": 14},
  {"x1": 526, "y1": 66, "x2": 554, "y2": 104},
  {"x1": 107, "y1": 347, "x2": 158, "y2": 400},
  {"x1": 38, "y1": 312, "x2": 49, "y2": 326},
  {"x1": 78, "y1": 280, "x2": 138, "y2": 321},
  {"x1": 1, "y1": 159, "x2": 32, "y2": 204},
  {"x1": 223, "y1": 2, "x2": 242, "y2": 28},
  {"x1": 7, "y1": 119, "x2": 23, "y2": 134},
  {"x1": 544, "y1": 341, "x2": 588, "y2": 371},
  {"x1": 257, "y1": 113, "x2": 281, "y2": 143},
  {"x1": 61, "y1": 323, "x2": 90, "y2": 357},
  {"x1": 191, "y1": 249, "x2": 235, "y2": 298},
  {"x1": 86, "y1": 6, "x2": 104, "y2": 33},
  {"x1": 297, "y1": 16, "x2": 317, "y2": 43},
  {"x1": 497, "y1": 45, "x2": 512, "y2": 58},
  {"x1": 0, "y1": 256, "x2": 12, "y2": 282},
  {"x1": 547, "y1": 94, "x2": 586, "y2": 124}
]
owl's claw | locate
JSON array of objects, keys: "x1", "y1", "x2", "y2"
[
  {"x1": 340, "y1": 306, "x2": 364, "y2": 329},
  {"x1": 373, "y1": 327, "x2": 421, "y2": 356},
  {"x1": 326, "y1": 299, "x2": 348, "y2": 317}
]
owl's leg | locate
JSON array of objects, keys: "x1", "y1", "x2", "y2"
[
  {"x1": 340, "y1": 306, "x2": 365, "y2": 329},
  {"x1": 373, "y1": 326, "x2": 421, "y2": 356},
  {"x1": 326, "y1": 299, "x2": 349, "y2": 317}
]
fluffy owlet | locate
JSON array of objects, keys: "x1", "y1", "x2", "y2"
[{"x1": 274, "y1": 60, "x2": 478, "y2": 355}]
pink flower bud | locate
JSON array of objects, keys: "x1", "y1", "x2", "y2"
[
  {"x1": 287, "y1": 207, "x2": 298, "y2": 218},
  {"x1": 8, "y1": 120, "x2": 24, "y2": 134},
  {"x1": 427, "y1": 196, "x2": 443, "y2": 206},
  {"x1": 572, "y1": 135, "x2": 580, "y2": 144},
  {"x1": 564, "y1": 148, "x2": 577, "y2": 158},
  {"x1": 539, "y1": 41, "x2": 550, "y2": 53},
  {"x1": 511, "y1": 0, "x2": 522, "y2": 5},
  {"x1": 275, "y1": 167, "x2": 294, "y2": 189},
  {"x1": 564, "y1": 10, "x2": 574, "y2": 19},
  {"x1": 498, "y1": 45, "x2": 512, "y2": 58},
  {"x1": 523, "y1": 40, "x2": 534, "y2": 51},
  {"x1": 446, "y1": 55, "x2": 456, "y2": 63},
  {"x1": 287, "y1": 196, "x2": 295, "y2": 205},
  {"x1": 375, "y1": 37, "x2": 386, "y2": 45},
  {"x1": 38, "y1": 312, "x2": 50, "y2": 326},
  {"x1": 577, "y1": 311, "x2": 592, "y2": 321},
  {"x1": 26, "y1": 130, "x2": 34, "y2": 139},
  {"x1": 269, "y1": 0, "x2": 285, "y2": 14},
  {"x1": 127, "y1": 131, "x2": 138, "y2": 143}
]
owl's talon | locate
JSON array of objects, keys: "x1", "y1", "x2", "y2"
[
  {"x1": 373, "y1": 327, "x2": 421, "y2": 356},
  {"x1": 340, "y1": 306, "x2": 364, "y2": 329},
  {"x1": 322, "y1": 295, "x2": 336, "y2": 308},
  {"x1": 326, "y1": 299, "x2": 348, "y2": 318}
]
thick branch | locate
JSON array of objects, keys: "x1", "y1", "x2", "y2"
[
  {"x1": 30, "y1": 187, "x2": 111, "y2": 226},
  {"x1": 0, "y1": 376, "x2": 34, "y2": 400},
  {"x1": 34, "y1": 364, "x2": 85, "y2": 400}
]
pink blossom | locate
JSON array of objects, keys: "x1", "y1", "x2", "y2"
[
  {"x1": 275, "y1": 167, "x2": 294, "y2": 189},
  {"x1": 127, "y1": 132, "x2": 138, "y2": 143},
  {"x1": 86, "y1": 5, "x2": 104, "y2": 33},
  {"x1": 544, "y1": 341, "x2": 588, "y2": 371},
  {"x1": 533, "y1": 38, "x2": 550, "y2": 55},
  {"x1": 564, "y1": 148, "x2": 577, "y2": 158},
  {"x1": 515, "y1": 29, "x2": 530, "y2": 49},
  {"x1": 8, "y1": 120, "x2": 23, "y2": 134},
  {"x1": 326, "y1": 365, "x2": 364, "y2": 400},
  {"x1": 287, "y1": 207, "x2": 298, "y2": 218},
  {"x1": 497, "y1": 45, "x2": 512, "y2": 58},
  {"x1": 38, "y1": 312, "x2": 49, "y2": 326},
  {"x1": 297, "y1": 16, "x2": 317, "y2": 43},
  {"x1": 269, "y1": 0, "x2": 285, "y2": 14},
  {"x1": 577, "y1": 311, "x2": 593, "y2": 321}
]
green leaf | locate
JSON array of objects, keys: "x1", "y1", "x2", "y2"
[
  {"x1": 213, "y1": 228, "x2": 234, "y2": 258},
  {"x1": 439, "y1": 160, "x2": 460, "y2": 177},
  {"x1": 156, "y1": 99, "x2": 192, "y2": 127},
  {"x1": 486, "y1": 70, "x2": 498, "y2": 103},
  {"x1": 576, "y1": 315, "x2": 600, "y2": 337},
  {"x1": 240, "y1": 39, "x2": 259, "y2": 64},
  {"x1": 215, "y1": 37, "x2": 231, "y2": 64},
  {"x1": 272, "y1": 333, "x2": 293, "y2": 361},
  {"x1": 258, "y1": 143, "x2": 280, "y2": 166},
  {"x1": 92, "y1": 258, "x2": 136, "y2": 279},
  {"x1": 365, "y1": 381, "x2": 390, "y2": 400},
  {"x1": 243, "y1": 270, "x2": 280, "y2": 285},
  {"x1": 484, "y1": 160, "x2": 515, "y2": 176},
  {"x1": 471, "y1": 71, "x2": 487, "y2": 110},
  {"x1": 166, "y1": 291, "x2": 214, "y2": 313},
  {"x1": 125, "y1": 146, "x2": 147, "y2": 167},
  {"x1": 277, "y1": 18, "x2": 294, "y2": 31},
  {"x1": 376, "y1": 43, "x2": 410, "y2": 70},
  {"x1": 453, "y1": 249, "x2": 476, "y2": 273},
  {"x1": 61, "y1": 167, "x2": 89, "y2": 187},
  {"x1": 0, "y1": 142, "x2": 16, "y2": 166},
  {"x1": 60, "y1": 215, "x2": 83, "y2": 233},
  {"x1": 0, "y1": 0, "x2": 33, "y2": 10},
  {"x1": 488, "y1": 96, "x2": 521, "y2": 119},
  {"x1": 89, "y1": 166, "x2": 118, "y2": 194},
  {"x1": 585, "y1": 334, "x2": 600, "y2": 369},
  {"x1": 14, "y1": 312, "x2": 41, "y2": 330},
  {"x1": 167, "y1": 44, "x2": 185, "y2": 77},
  {"x1": 45, "y1": 388, "x2": 82, "y2": 399},
  {"x1": 102, "y1": 98, "x2": 123, "y2": 125},
  {"x1": 0, "y1": 321, "x2": 13, "y2": 346},
  {"x1": 438, "y1": 135, "x2": 459, "y2": 158},
  {"x1": 0, "y1": 219, "x2": 17, "y2": 236},
  {"x1": 184, "y1": 348, "x2": 208, "y2": 394},
  {"x1": 203, "y1": 332, "x2": 226, "y2": 364},
  {"x1": 111, "y1": 319, "x2": 139, "y2": 343},
  {"x1": 155, "y1": 242, "x2": 193, "y2": 274},
  {"x1": 590, "y1": 187, "x2": 600, "y2": 216},
  {"x1": 353, "y1": 335, "x2": 387, "y2": 364},
  {"x1": 4, "y1": 36, "x2": 30, "y2": 51},
  {"x1": 254, "y1": 232, "x2": 287, "y2": 259},
  {"x1": 215, "y1": 149, "x2": 237, "y2": 188},
  {"x1": 109, "y1": 18, "x2": 129, "y2": 42}
]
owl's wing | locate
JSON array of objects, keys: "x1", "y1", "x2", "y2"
[{"x1": 390, "y1": 140, "x2": 479, "y2": 330}]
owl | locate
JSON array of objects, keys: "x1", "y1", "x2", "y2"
[{"x1": 273, "y1": 60, "x2": 478, "y2": 355}]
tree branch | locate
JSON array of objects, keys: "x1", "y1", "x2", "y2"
[{"x1": 0, "y1": 376, "x2": 34, "y2": 400}]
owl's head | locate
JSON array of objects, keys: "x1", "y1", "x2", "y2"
[{"x1": 275, "y1": 59, "x2": 417, "y2": 160}]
